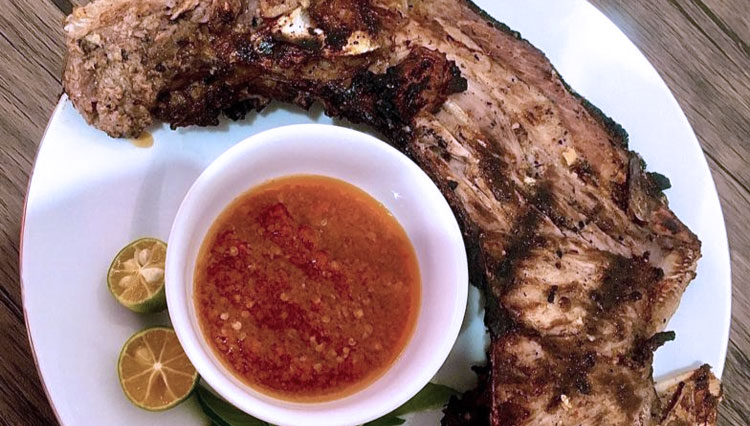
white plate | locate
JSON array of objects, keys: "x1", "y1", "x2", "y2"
[{"x1": 21, "y1": 1, "x2": 732, "y2": 425}]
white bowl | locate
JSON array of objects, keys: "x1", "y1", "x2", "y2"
[{"x1": 165, "y1": 124, "x2": 468, "y2": 426}]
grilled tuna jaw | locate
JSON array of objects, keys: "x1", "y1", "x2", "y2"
[{"x1": 62, "y1": 1, "x2": 713, "y2": 425}]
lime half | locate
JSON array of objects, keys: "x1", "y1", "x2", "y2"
[
  {"x1": 107, "y1": 237, "x2": 167, "y2": 313},
  {"x1": 118, "y1": 327, "x2": 198, "y2": 411}
]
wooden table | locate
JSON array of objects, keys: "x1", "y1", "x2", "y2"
[{"x1": 0, "y1": 0, "x2": 747, "y2": 424}]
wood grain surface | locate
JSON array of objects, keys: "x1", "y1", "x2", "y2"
[{"x1": 0, "y1": 0, "x2": 747, "y2": 424}]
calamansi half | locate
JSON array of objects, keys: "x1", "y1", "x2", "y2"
[
  {"x1": 118, "y1": 327, "x2": 198, "y2": 411},
  {"x1": 107, "y1": 238, "x2": 167, "y2": 313}
]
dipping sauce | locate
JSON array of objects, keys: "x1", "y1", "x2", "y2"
[{"x1": 194, "y1": 175, "x2": 420, "y2": 401}]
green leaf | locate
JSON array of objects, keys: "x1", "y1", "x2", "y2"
[
  {"x1": 363, "y1": 383, "x2": 459, "y2": 425},
  {"x1": 390, "y1": 383, "x2": 459, "y2": 417},
  {"x1": 196, "y1": 382, "x2": 457, "y2": 426},
  {"x1": 364, "y1": 416, "x2": 407, "y2": 426},
  {"x1": 196, "y1": 386, "x2": 272, "y2": 426}
]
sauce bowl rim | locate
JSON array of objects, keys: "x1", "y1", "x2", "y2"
[{"x1": 166, "y1": 124, "x2": 468, "y2": 426}]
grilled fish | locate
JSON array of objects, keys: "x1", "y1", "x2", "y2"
[{"x1": 62, "y1": 1, "x2": 720, "y2": 424}]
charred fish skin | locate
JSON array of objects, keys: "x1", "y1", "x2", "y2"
[{"x1": 61, "y1": 1, "x2": 715, "y2": 425}]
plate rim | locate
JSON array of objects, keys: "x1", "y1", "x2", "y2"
[
  {"x1": 19, "y1": 97, "x2": 68, "y2": 426},
  {"x1": 575, "y1": 5, "x2": 732, "y2": 376}
]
